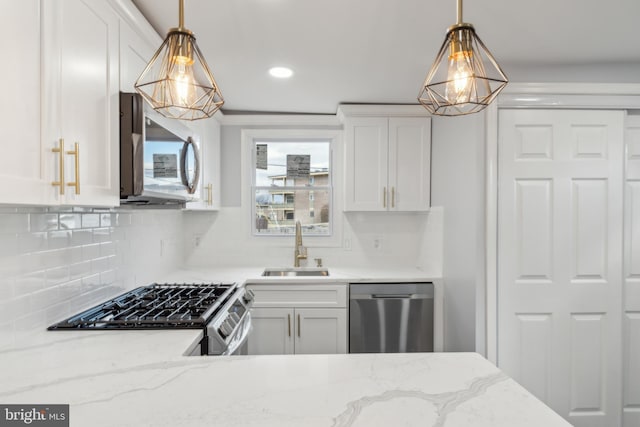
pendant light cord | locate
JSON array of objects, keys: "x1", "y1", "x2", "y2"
[
  {"x1": 178, "y1": 0, "x2": 185, "y2": 29},
  {"x1": 456, "y1": 0, "x2": 463, "y2": 25}
]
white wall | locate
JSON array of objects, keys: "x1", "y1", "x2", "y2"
[
  {"x1": 0, "y1": 207, "x2": 183, "y2": 350},
  {"x1": 431, "y1": 113, "x2": 486, "y2": 352},
  {"x1": 183, "y1": 124, "x2": 443, "y2": 272}
]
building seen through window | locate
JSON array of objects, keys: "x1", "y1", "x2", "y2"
[{"x1": 254, "y1": 140, "x2": 331, "y2": 235}]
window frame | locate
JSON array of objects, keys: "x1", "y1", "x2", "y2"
[{"x1": 241, "y1": 129, "x2": 343, "y2": 246}]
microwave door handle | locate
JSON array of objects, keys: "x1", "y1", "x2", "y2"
[
  {"x1": 180, "y1": 137, "x2": 201, "y2": 195},
  {"x1": 132, "y1": 93, "x2": 143, "y2": 135}
]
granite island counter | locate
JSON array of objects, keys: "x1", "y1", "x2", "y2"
[{"x1": 0, "y1": 329, "x2": 570, "y2": 427}]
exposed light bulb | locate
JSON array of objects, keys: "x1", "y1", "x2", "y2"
[
  {"x1": 170, "y1": 54, "x2": 197, "y2": 106},
  {"x1": 445, "y1": 50, "x2": 473, "y2": 104}
]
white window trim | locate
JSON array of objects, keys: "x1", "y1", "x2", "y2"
[{"x1": 241, "y1": 128, "x2": 344, "y2": 248}]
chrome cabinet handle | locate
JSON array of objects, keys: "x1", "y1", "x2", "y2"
[
  {"x1": 66, "y1": 142, "x2": 80, "y2": 195},
  {"x1": 297, "y1": 314, "x2": 301, "y2": 338},
  {"x1": 51, "y1": 138, "x2": 65, "y2": 195},
  {"x1": 288, "y1": 313, "x2": 291, "y2": 337}
]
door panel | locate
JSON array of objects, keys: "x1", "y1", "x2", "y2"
[
  {"x1": 498, "y1": 109, "x2": 624, "y2": 427},
  {"x1": 247, "y1": 307, "x2": 294, "y2": 355},
  {"x1": 344, "y1": 117, "x2": 388, "y2": 211},
  {"x1": 295, "y1": 308, "x2": 347, "y2": 355},
  {"x1": 388, "y1": 117, "x2": 431, "y2": 211}
]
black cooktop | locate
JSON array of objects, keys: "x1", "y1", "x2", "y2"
[{"x1": 48, "y1": 283, "x2": 237, "y2": 330}]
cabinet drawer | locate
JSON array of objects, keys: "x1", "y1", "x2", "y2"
[{"x1": 246, "y1": 284, "x2": 347, "y2": 308}]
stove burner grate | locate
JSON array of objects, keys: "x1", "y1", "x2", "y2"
[{"x1": 48, "y1": 282, "x2": 237, "y2": 330}]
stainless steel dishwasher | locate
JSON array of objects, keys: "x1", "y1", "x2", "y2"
[{"x1": 349, "y1": 283, "x2": 434, "y2": 353}]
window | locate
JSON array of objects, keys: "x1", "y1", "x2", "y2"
[{"x1": 253, "y1": 140, "x2": 331, "y2": 235}]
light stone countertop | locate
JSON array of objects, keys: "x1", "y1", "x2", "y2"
[
  {"x1": 0, "y1": 331, "x2": 570, "y2": 427},
  {"x1": 156, "y1": 266, "x2": 443, "y2": 285},
  {"x1": 0, "y1": 267, "x2": 571, "y2": 426}
]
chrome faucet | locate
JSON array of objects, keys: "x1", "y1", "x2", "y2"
[{"x1": 294, "y1": 221, "x2": 307, "y2": 267}]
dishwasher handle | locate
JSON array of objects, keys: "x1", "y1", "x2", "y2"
[{"x1": 371, "y1": 294, "x2": 413, "y2": 299}]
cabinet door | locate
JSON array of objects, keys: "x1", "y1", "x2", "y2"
[
  {"x1": 247, "y1": 307, "x2": 294, "y2": 355},
  {"x1": 294, "y1": 308, "x2": 347, "y2": 354},
  {"x1": 388, "y1": 117, "x2": 431, "y2": 211},
  {"x1": 186, "y1": 119, "x2": 221, "y2": 210},
  {"x1": 0, "y1": 0, "x2": 53, "y2": 205},
  {"x1": 42, "y1": 0, "x2": 120, "y2": 207},
  {"x1": 344, "y1": 117, "x2": 389, "y2": 211},
  {"x1": 119, "y1": 17, "x2": 157, "y2": 93}
]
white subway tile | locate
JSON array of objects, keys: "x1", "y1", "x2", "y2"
[
  {"x1": 71, "y1": 229, "x2": 93, "y2": 246},
  {"x1": 45, "y1": 266, "x2": 70, "y2": 287},
  {"x1": 30, "y1": 213, "x2": 59, "y2": 232},
  {"x1": 47, "y1": 230, "x2": 71, "y2": 250},
  {"x1": 100, "y1": 269, "x2": 116, "y2": 285},
  {"x1": 0, "y1": 277, "x2": 14, "y2": 299},
  {"x1": 14, "y1": 310, "x2": 46, "y2": 333},
  {"x1": 81, "y1": 243, "x2": 100, "y2": 261},
  {"x1": 81, "y1": 214, "x2": 100, "y2": 228},
  {"x1": 56, "y1": 279, "x2": 83, "y2": 302},
  {"x1": 59, "y1": 213, "x2": 82, "y2": 230},
  {"x1": 18, "y1": 232, "x2": 48, "y2": 254},
  {"x1": 99, "y1": 242, "x2": 116, "y2": 257},
  {"x1": 0, "y1": 214, "x2": 29, "y2": 234},
  {"x1": 0, "y1": 255, "x2": 22, "y2": 278},
  {"x1": 100, "y1": 213, "x2": 113, "y2": 227},
  {"x1": 13, "y1": 270, "x2": 46, "y2": 296},
  {"x1": 0, "y1": 233, "x2": 18, "y2": 257},
  {"x1": 30, "y1": 285, "x2": 64, "y2": 312},
  {"x1": 91, "y1": 257, "x2": 110, "y2": 274},
  {"x1": 69, "y1": 261, "x2": 91, "y2": 280},
  {"x1": 45, "y1": 300, "x2": 70, "y2": 324},
  {"x1": 93, "y1": 227, "x2": 111, "y2": 243},
  {"x1": 0, "y1": 321, "x2": 14, "y2": 350}
]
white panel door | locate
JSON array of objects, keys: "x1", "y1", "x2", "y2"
[
  {"x1": 624, "y1": 115, "x2": 640, "y2": 427},
  {"x1": 247, "y1": 307, "x2": 294, "y2": 355},
  {"x1": 344, "y1": 117, "x2": 389, "y2": 211},
  {"x1": 388, "y1": 117, "x2": 431, "y2": 211},
  {"x1": 294, "y1": 308, "x2": 347, "y2": 354},
  {"x1": 498, "y1": 109, "x2": 624, "y2": 427}
]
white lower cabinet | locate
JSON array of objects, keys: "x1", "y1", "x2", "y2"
[{"x1": 246, "y1": 284, "x2": 348, "y2": 355}]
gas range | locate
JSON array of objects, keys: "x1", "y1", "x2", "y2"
[{"x1": 48, "y1": 282, "x2": 255, "y2": 355}]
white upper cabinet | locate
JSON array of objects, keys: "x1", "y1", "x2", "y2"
[
  {"x1": 118, "y1": 10, "x2": 158, "y2": 93},
  {"x1": 0, "y1": 0, "x2": 52, "y2": 205},
  {"x1": 342, "y1": 107, "x2": 431, "y2": 211},
  {"x1": 41, "y1": 0, "x2": 120, "y2": 207},
  {"x1": 185, "y1": 118, "x2": 221, "y2": 211}
]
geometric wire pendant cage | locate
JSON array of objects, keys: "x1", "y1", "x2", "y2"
[
  {"x1": 134, "y1": 0, "x2": 224, "y2": 120},
  {"x1": 418, "y1": 0, "x2": 507, "y2": 116}
]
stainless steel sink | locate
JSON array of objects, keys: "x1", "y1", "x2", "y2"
[{"x1": 262, "y1": 267, "x2": 329, "y2": 277}]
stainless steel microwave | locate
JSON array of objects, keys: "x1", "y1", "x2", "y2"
[{"x1": 120, "y1": 92, "x2": 200, "y2": 205}]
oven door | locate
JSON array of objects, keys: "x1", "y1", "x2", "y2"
[{"x1": 223, "y1": 312, "x2": 252, "y2": 356}]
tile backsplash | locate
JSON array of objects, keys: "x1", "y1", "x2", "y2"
[{"x1": 0, "y1": 207, "x2": 183, "y2": 350}]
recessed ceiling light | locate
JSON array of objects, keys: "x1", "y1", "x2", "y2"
[{"x1": 269, "y1": 67, "x2": 293, "y2": 78}]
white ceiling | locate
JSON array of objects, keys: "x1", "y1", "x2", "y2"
[{"x1": 132, "y1": 0, "x2": 640, "y2": 115}]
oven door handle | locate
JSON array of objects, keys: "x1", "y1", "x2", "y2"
[{"x1": 222, "y1": 312, "x2": 252, "y2": 356}]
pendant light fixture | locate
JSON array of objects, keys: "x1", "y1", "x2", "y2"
[
  {"x1": 418, "y1": 0, "x2": 507, "y2": 116},
  {"x1": 135, "y1": 0, "x2": 224, "y2": 120}
]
